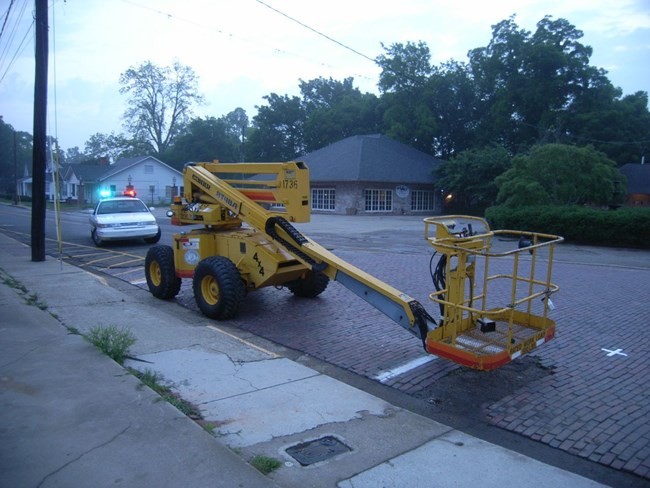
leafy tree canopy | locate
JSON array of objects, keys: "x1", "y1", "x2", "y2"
[
  {"x1": 119, "y1": 60, "x2": 204, "y2": 155},
  {"x1": 495, "y1": 143, "x2": 626, "y2": 206},
  {"x1": 435, "y1": 145, "x2": 511, "y2": 214}
]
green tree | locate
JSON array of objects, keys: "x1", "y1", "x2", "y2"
[
  {"x1": 83, "y1": 132, "x2": 145, "y2": 162},
  {"x1": 376, "y1": 41, "x2": 437, "y2": 153},
  {"x1": 64, "y1": 146, "x2": 87, "y2": 164},
  {"x1": 162, "y1": 116, "x2": 242, "y2": 169},
  {"x1": 119, "y1": 60, "x2": 204, "y2": 154},
  {"x1": 422, "y1": 61, "x2": 479, "y2": 158},
  {"x1": 467, "y1": 16, "x2": 617, "y2": 153},
  {"x1": 246, "y1": 93, "x2": 304, "y2": 160},
  {"x1": 566, "y1": 91, "x2": 650, "y2": 165},
  {"x1": 300, "y1": 77, "x2": 380, "y2": 151},
  {"x1": 435, "y1": 145, "x2": 511, "y2": 214},
  {"x1": 0, "y1": 117, "x2": 31, "y2": 195},
  {"x1": 221, "y1": 108, "x2": 249, "y2": 161},
  {"x1": 495, "y1": 143, "x2": 625, "y2": 206}
]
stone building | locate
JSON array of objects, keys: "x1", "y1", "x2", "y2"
[{"x1": 301, "y1": 134, "x2": 443, "y2": 215}]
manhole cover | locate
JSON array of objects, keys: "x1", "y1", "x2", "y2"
[{"x1": 286, "y1": 436, "x2": 351, "y2": 466}]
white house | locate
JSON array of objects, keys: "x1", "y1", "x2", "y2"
[{"x1": 63, "y1": 156, "x2": 182, "y2": 205}]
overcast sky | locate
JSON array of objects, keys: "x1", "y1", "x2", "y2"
[{"x1": 1, "y1": 0, "x2": 649, "y2": 151}]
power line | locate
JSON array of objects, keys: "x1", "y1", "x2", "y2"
[
  {"x1": 117, "y1": 0, "x2": 374, "y2": 82},
  {"x1": 254, "y1": 0, "x2": 376, "y2": 64},
  {"x1": 0, "y1": 0, "x2": 31, "y2": 84},
  {"x1": 0, "y1": 0, "x2": 17, "y2": 41}
]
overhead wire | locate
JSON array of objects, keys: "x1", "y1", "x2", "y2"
[
  {"x1": 50, "y1": 0, "x2": 64, "y2": 265},
  {"x1": 0, "y1": 0, "x2": 32, "y2": 83},
  {"x1": 117, "y1": 0, "x2": 375, "y2": 82},
  {"x1": 254, "y1": 0, "x2": 376, "y2": 64}
]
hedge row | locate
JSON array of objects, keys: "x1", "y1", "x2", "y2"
[{"x1": 484, "y1": 205, "x2": 650, "y2": 248}]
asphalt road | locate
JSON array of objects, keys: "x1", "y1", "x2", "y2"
[{"x1": 2, "y1": 203, "x2": 649, "y2": 487}]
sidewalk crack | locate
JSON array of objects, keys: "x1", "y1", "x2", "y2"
[{"x1": 36, "y1": 424, "x2": 131, "y2": 487}]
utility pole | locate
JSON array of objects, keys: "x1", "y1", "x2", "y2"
[{"x1": 31, "y1": 0, "x2": 48, "y2": 262}]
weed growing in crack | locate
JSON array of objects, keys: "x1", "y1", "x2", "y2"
[
  {"x1": 25, "y1": 293, "x2": 47, "y2": 310},
  {"x1": 250, "y1": 455, "x2": 282, "y2": 475},
  {"x1": 86, "y1": 325, "x2": 136, "y2": 365},
  {"x1": 0, "y1": 270, "x2": 27, "y2": 293},
  {"x1": 130, "y1": 368, "x2": 201, "y2": 418}
]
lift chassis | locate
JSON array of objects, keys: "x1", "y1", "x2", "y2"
[{"x1": 144, "y1": 160, "x2": 563, "y2": 370}]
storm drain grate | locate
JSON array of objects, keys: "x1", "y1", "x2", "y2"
[{"x1": 285, "y1": 436, "x2": 351, "y2": 466}]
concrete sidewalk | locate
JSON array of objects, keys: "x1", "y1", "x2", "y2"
[{"x1": 0, "y1": 232, "x2": 609, "y2": 487}]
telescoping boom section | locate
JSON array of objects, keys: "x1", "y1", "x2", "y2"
[{"x1": 144, "y1": 161, "x2": 562, "y2": 371}]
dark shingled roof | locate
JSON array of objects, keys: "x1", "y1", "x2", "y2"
[
  {"x1": 300, "y1": 134, "x2": 441, "y2": 184},
  {"x1": 620, "y1": 163, "x2": 650, "y2": 194},
  {"x1": 70, "y1": 164, "x2": 108, "y2": 183}
]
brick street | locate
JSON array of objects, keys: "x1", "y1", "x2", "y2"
[{"x1": 174, "y1": 246, "x2": 650, "y2": 481}]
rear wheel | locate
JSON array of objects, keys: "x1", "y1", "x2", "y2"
[
  {"x1": 145, "y1": 245, "x2": 181, "y2": 299},
  {"x1": 287, "y1": 271, "x2": 329, "y2": 298},
  {"x1": 193, "y1": 256, "x2": 245, "y2": 320}
]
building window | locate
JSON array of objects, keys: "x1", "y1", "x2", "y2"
[
  {"x1": 311, "y1": 188, "x2": 336, "y2": 211},
  {"x1": 411, "y1": 190, "x2": 436, "y2": 211},
  {"x1": 144, "y1": 165, "x2": 154, "y2": 174},
  {"x1": 365, "y1": 189, "x2": 392, "y2": 212}
]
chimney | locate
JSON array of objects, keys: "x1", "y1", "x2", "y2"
[{"x1": 99, "y1": 157, "x2": 109, "y2": 166}]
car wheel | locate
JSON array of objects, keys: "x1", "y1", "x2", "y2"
[
  {"x1": 145, "y1": 245, "x2": 181, "y2": 299},
  {"x1": 193, "y1": 256, "x2": 244, "y2": 320},
  {"x1": 144, "y1": 228, "x2": 161, "y2": 244},
  {"x1": 287, "y1": 271, "x2": 329, "y2": 298},
  {"x1": 91, "y1": 228, "x2": 103, "y2": 247}
]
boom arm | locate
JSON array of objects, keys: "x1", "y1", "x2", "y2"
[{"x1": 176, "y1": 161, "x2": 437, "y2": 344}]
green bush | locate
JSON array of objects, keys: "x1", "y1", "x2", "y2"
[{"x1": 485, "y1": 205, "x2": 650, "y2": 248}]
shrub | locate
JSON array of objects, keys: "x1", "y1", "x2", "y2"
[{"x1": 485, "y1": 205, "x2": 650, "y2": 248}]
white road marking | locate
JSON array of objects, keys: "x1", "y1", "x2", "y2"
[
  {"x1": 374, "y1": 355, "x2": 437, "y2": 383},
  {"x1": 601, "y1": 348, "x2": 628, "y2": 357}
]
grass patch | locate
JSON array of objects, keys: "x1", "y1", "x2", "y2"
[
  {"x1": 130, "y1": 368, "x2": 201, "y2": 418},
  {"x1": 86, "y1": 325, "x2": 136, "y2": 365},
  {"x1": 1, "y1": 272, "x2": 27, "y2": 293},
  {"x1": 25, "y1": 292, "x2": 47, "y2": 310},
  {"x1": 250, "y1": 455, "x2": 282, "y2": 475}
]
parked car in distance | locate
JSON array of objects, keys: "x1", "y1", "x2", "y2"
[{"x1": 89, "y1": 196, "x2": 161, "y2": 246}]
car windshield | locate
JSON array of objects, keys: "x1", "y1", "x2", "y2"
[{"x1": 97, "y1": 199, "x2": 149, "y2": 215}]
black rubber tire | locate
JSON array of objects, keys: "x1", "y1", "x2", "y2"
[
  {"x1": 287, "y1": 271, "x2": 329, "y2": 298},
  {"x1": 193, "y1": 256, "x2": 245, "y2": 320},
  {"x1": 144, "y1": 228, "x2": 161, "y2": 244},
  {"x1": 91, "y1": 228, "x2": 103, "y2": 247},
  {"x1": 145, "y1": 245, "x2": 182, "y2": 299}
]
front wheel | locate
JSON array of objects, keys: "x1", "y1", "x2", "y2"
[
  {"x1": 91, "y1": 228, "x2": 103, "y2": 247},
  {"x1": 145, "y1": 245, "x2": 181, "y2": 299},
  {"x1": 144, "y1": 228, "x2": 161, "y2": 244},
  {"x1": 193, "y1": 256, "x2": 245, "y2": 320},
  {"x1": 287, "y1": 271, "x2": 329, "y2": 298}
]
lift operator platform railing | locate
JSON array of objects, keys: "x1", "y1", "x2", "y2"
[{"x1": 423, "y1": 216, "x2": 563, "y2": 371}]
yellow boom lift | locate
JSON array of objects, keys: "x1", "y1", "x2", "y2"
[{"x1": 144, "y1": 161, "x2": 563, "y2": 371}]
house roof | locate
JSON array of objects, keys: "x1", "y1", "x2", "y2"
[
  {"x1": 65, "y1": 156, "x2": 181, "y2": 183},
  {"x1": 68, "y1": 164, "x2": 107, "y2": 183},
  {"x1": 300, "y1": 134, "x2": 441, "y2": 184},
  {"x1": 99, "y1": 156, "x2": 180, "y2": 181},
  {"x1": 620, "y1": 163, "x2": 650, "y2": 194}
]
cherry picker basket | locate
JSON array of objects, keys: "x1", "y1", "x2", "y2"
[{"x1": 423, "y1": 216, "x2": 563, "y2": 371}]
